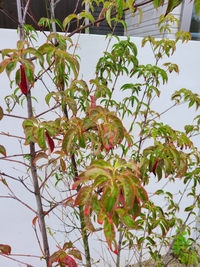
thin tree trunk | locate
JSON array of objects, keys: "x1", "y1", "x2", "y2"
[
  {"x1": 116, "y1": 223, "x2": 123, "y2": 267},
  {"x1": 27, "y1": 90, "x2": 51, "y2": 267},
  {"x1": 16, "y1": 1, "x2": 51, "y2": 266},
  {"x1": 63, "y1": 106, "x2": 91, "y2": 266}
]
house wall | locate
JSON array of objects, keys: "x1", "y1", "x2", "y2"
[
  {"x1": 0, "y1": 29, "x2": 200, "y2": 267},
  {"x1": 125, "y1": 2, "x2": 183, "y2": 38}
]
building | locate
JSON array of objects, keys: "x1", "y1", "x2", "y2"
[
  {"x1": 1, "y1": 0, "x2": 198, "y2": 40},
  {"x1": 124, "y1": 0, "x2": 199, "y2": 40}
]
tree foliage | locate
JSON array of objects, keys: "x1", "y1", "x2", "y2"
[{"x1": 0, "y1": 0, "x2": 200, "y2": 267}]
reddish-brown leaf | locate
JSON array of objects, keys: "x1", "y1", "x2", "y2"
[
  {"x1": 32, "y1": 215, "x2": 38, "y2": 225},
  {"x1": 45, "y1": 132, "x2": 55, "y2": 154},
  {"x1": 62, "y1": 255, "x2": 78, "y2": 267},
  {"x1": 19, "y1": 64, "x2": 28, "y2": 94},
  {"x1": 67, "y1": 249, "x2": 82, "y2": 261},
  {"x1": 152, "y1": 158, "x2": 159, "y2": 175}
]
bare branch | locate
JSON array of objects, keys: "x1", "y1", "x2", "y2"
[{"x1": 22, "y1": 0, "x2": 31, "y2": 24}]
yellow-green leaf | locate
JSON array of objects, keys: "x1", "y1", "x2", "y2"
[
  {"x1": 63, "y1": 14, "x2": 77, "y2": 30},
  {"x1": 0, "y1": 145, "x2": 6, "y2": 157},
  {"x1": 0, "y1": 107, "x2": 3, "y2": 121}
]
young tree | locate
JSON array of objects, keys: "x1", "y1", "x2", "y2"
[{"x1": 0, "y1": 0, "x2": 200, "y2": 267}]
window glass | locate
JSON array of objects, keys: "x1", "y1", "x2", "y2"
[{"x1": 190, "y1": 7, "x2": 200, "y2": 40}]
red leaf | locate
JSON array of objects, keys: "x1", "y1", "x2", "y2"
[
  {"x1": 119, "y1": 189, "x2": 126, "y2": 206},
  {"x1": 19, "y1": 64, "x2": 28, "y2": 94},
  {"x1": 152, "y1": 158, "x2": 159, "y2": 175},
  {"x1": 85, "y1": 206, "x2": 89, "y2": 215},
  {"x1": 89, "y1": 95, "x2": 96, "y2": 111},
  {"x1": 62, "y1": 255, "x2": 78, "y2": 267},
  {"x1": 45, "y1": 132, "x2": 55, "y2": 154}
]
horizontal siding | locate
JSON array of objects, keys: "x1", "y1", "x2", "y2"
[{"x1": 125, "y1": 1, "x2": 182, "y2": 38}]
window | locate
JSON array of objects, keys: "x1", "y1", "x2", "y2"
[{"x1": 190, "y1": 7, "x2": 200, "y2": 41}]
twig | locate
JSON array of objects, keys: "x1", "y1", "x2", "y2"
[
  {"x1": 0, "y1": 158, "x2": 30, "y2": 167},
  {"x1": 3, "y1": 113, "x2": 27, "y2": 120},
  {"x1": 0, "y1": 253, "x2": 33, "y2": 267},
  {"x1": 0, "y1": 7, "x2": 20, "y2": 25},
  {"x1": 35, "y1": 104, "x2": 60, "y2": 118},
  {"x1": 22, "y1": 0, "x2": 31, "y2": 24}
]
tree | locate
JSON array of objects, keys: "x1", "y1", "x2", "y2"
[{"x1": 0, "y1": 0, "x2": 200, "y2": 267}]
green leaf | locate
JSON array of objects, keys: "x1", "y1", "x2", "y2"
[
  {"x1": 38, "y1": 43, "x2": 55, "y2": 54},
  {"x1": 6, "y1": 61, "x2": 17, "y2": 81},
  {"x1": 78, "y1": 129, "x2": 85, "y2": 148},
  {"x1": 105, "y1": 6, "x2": 112, "y2": 30},
  {"x1": 138, "y1": 187, "x2": 148, "y2": 203},
  {"x1": 91, "y1": 160, "x2": 113, "y2": 170},
  {"x1": 66, "y1": 97, "x2": 77, "y2": 116},
  {"x1": 22, "y1": 59, "x2": 35, "y2": 86},
  {"x1": 159, "y1": 223, "x2": 166, "y2": 237},
  {"x1": 121, "y1": 175, "x2": 135, "y2": 210},
  {"x1": 33, "y1": 152, "x2": 48, "y2": 164},
  {"x1": 164, "y1": 157, "x2": 172, "y2": 177},
  {"x1": 165, "y1": 0, "x2": 183, "y2": 16},
  {"x1": 103, "y1": 181, "x2": 119, "y2": 217},
  {"x1": 93, "y1": 175, "x2": 109, "y2": 188},
  {"x1": 185, "y1": 205, "x2": 195, "y2": 212},
  {"x1": 146, "y1": 236, "x2": 156, "y2": 246},
  {"x1": 62, "y1": 128, "x2": 76, "y2": 155},
  {"x1": 63, "y1": 241, "x2": 73, "y2": 250},
  {"x1": 114, "y1": 159, "x2": 126, "y2": 170},
  {"x1": 125, "y1": 161, "x2": 140, "y2": 175},
  {"x1": 73, "y1": 186, "x2": 92, "y2": 206},
  {"x1": 60, "y1": 158, "x2": 66, "y2": 172},
  {"x1": 117, "y1": 209, "x2": 136, "y2": 228},
  {"x1": 170, "y1": 148, "x2": 180, "y2": 167},
  {"x1": 23, "y1": 47, "x2": 44, "y2": 65},
  {"x1": 0, "y1": 59, "x2": 11, "y2": 74},
  {"x1": 136, "y1": 8, "x2": 143, "y2": 27},
  {"x1": 79, "y1": 11, "x2": 95, "y2": 23},
  {"x1": 15, "y1": 69, "x2": 21, "y2": 87},
  {"x1": 195, "y1": 0, "x2": 200, "y2": 17},
  {"x1": 38, "y1": 127, "x2": 47, "y2": 151},
  {"x1": 45, "y1": 92, "x2": 56, "y2": 106},
  {"x1": 67, "y1": 249, "x2": 82, "y2": 261},
  {"x1": 137, "y1": 237, "x2": 145, "y2": 245},
  {"x1": 116, "y1": 0, "x2": 123, "y2": 19},
  {"x1": 108, "y1": 114, "x2": 124, "y2": 141},
  {"x1": 1, "y1": 49, "x2": 17, "y2": 60},
  {"x1": 63, "y1": 14, "x2": 77, "y2": 30},
  {"x1": 153, "y1": 0, "x2": 164, "y2": 9},
  {"x1": 52, "y1": 19, "x2": 64, "y2": 31},
  {"x1": 0, "y1": 145, "x2": 6, "y2": 157},
  {"x1": 154, "y1": 189, "x2": 164, "y2": 195},
  {"x1": 0, "y1": 107, "x2": 3, "y2": 120},
  {"x1": 85, "y1": 167, "x2": 109, "y2": 179}
]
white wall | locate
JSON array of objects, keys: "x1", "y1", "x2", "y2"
[{"x1": 0, "y1": 29, "x2": 200, "y2": 267}]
